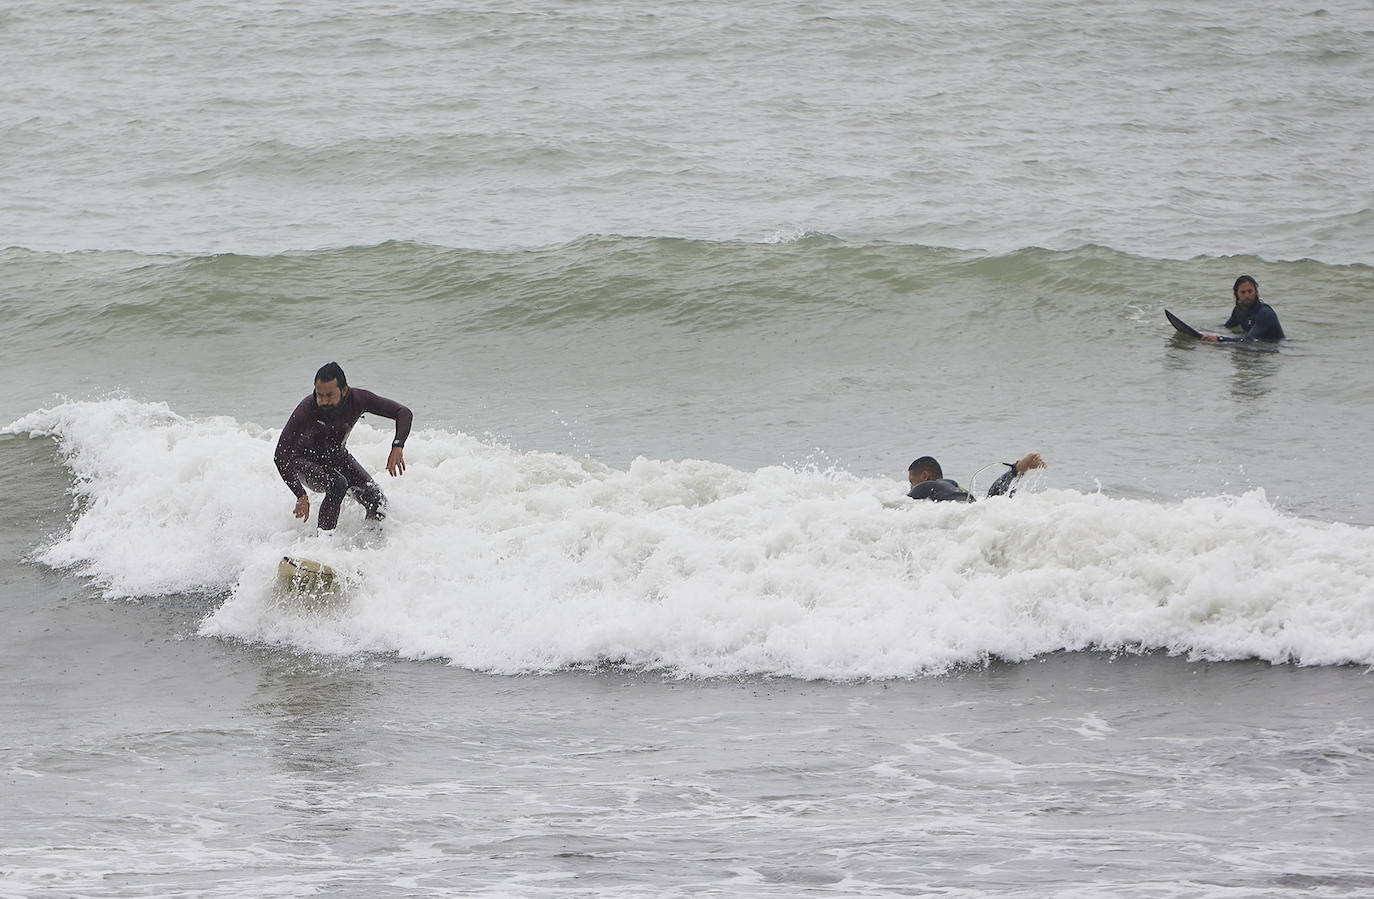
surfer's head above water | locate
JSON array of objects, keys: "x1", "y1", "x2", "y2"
[
  {"x1": 1233, "y1": 275, "x2": 1259, "y2": 308},
  {"x1": 314, "y1": 361, "x2": 349, "y2": 416},
  {"x1": 907, "y1": 456, "x2": 944, "y2": 487}
]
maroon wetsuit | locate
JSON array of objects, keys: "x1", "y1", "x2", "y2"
[{"x1": 274, "y1": 387, "x2": 413, "y2": 530}]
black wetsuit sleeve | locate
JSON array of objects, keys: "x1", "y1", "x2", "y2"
[
  {"x1": 1218, "y1": 304, "x2": 1284, "y2": 342},
  {"x1": 274, "y1": 396, "x2": 314, "y2": 497},
  {"x1": 353, "y1": 388, "x2": 414, "y2": 444},
  {"x1": 908, "y1": 479, "x2": 973, "y2": 502},
  {"x1": 1244, "y1": 305, "x2": 1283, "y2": 341},
  {"x1": 1222, "y1": 304, "x2": 1244, "y2": 329},
  {"x1": 907, "y1": 482, "x2": 936, "y2": 500},
  {"x1": 985, "y1": 463, "x2": 1021, "y2": 498}
]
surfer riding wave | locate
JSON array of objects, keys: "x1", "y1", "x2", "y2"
[{"x1": 274, "y1": 362, "x2": 412, "y2": 530}]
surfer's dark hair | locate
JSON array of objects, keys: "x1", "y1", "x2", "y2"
[
  {"x1": 1233, "y1": 275, "x2": 1258, "y2": 298},
  {"x1": 908, "y1": 456, "x2": 943, "y2": 480},
  {"x1": 315, "y1": 361, "x2": 348, "y2": 389}
]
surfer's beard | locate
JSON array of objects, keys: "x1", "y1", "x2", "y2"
[{"x1": 316, "y1": 402, "x2": 342, "y2": 419}]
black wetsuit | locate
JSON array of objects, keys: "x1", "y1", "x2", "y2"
[
  {"x1": 1220, "y1": 300, "x2": 1284, "y2": 341},
  {"x1": 274, "y1": 388, "x2": 413, "y2": 529},
  {"x1": 907, "y1": 464, "x2": 1021, "y2": 503}
]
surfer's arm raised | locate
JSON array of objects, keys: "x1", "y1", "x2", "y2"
[{"x1": 986, "y1": 452, "x2": 1046, "y2": 497}]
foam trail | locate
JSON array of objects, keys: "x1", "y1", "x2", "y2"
[{"x1": 8, "y1": 399, "x2": 1374, "y2": 678}]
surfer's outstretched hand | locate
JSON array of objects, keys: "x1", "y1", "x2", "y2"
[
  {"x1": 387, "y1": 446, "x2": 406, "y2": 477},
  {"x1": 294, "y1": 494, "x2": 310, "y2": 521}
]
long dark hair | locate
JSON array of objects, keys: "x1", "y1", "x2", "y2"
[{"x1": 315, "y1": 361, "x2": 348, "y2": 389}]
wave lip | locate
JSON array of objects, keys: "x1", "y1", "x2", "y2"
[{"x1": 8, "y1": 398, "x2": 1374, "y2": 678}]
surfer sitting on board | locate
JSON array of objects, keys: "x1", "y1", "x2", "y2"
[
  {"x1": 907, "y1": 452, "x2": 1046, "y2": 502},
  {"x1": 1202, "y1": 275, "x2": 1284, "y2": 342},
  {"x1": 274, "y1": 362, "x2": 412, "y2": 530}
]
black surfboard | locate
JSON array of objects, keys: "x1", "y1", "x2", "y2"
[
  {"x1": 1165, "y1": 309, "x2": 1280, "y2": 350},
  {"x1": 1165, "y1": 309, "x2": 1206, "y2": 339}
]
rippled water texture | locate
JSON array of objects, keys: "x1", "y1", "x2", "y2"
[{"x1": 3, "y1": 0, "x2": 1372, "y2": 261}]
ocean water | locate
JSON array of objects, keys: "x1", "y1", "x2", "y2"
[{"x1": 4, "y1": 1, "x2": 1374, "y2": 895}]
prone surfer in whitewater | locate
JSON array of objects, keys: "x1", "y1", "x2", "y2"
[
  {"x1": 907, "y1": 452, "x2": 1046, "y2": 502},
  {"x1": 274, "y1": 362, "x2": 412, "y2": 530},
  {"x1": 1202, "y1": 275, "x2": 1284, "y2": 343}
]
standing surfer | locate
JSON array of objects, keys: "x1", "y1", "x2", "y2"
[
  {"x1": 1202, "y1": 275, "x2": 1284, "y2": 342},
  {"x1": 274, "y1": 362, "x2": 412, "y2": 530}
]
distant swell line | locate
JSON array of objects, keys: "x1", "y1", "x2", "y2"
[{"x1": 1, "y1": 238, "x2": 1369, "y2": 343}]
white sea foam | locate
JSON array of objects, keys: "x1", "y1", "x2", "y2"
[{"x1": 9, "y1": 399, "x2": 1374, "y2": 678}]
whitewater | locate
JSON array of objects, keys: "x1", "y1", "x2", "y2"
[{"x1": 8, "y1": 399, "x2": 1374, "y2": 679}]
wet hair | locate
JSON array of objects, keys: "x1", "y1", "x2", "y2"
[
  {"x1": 1232, "y1": 275, "x2": 1259, "y2": 299},
  {"x1": 908, "y1": 456, "x2": 943, "y2": 480},
  {"x1": 315, "y1": 361, "x2": 348, "y2": 389}
]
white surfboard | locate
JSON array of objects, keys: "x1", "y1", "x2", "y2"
[{"x1": 277, "y1": 556, "x2": 344, "y2": 607}]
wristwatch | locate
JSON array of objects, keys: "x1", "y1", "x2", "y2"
[{"x1": 391, "y1": 439, "x2": 405, "y2": 449}]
